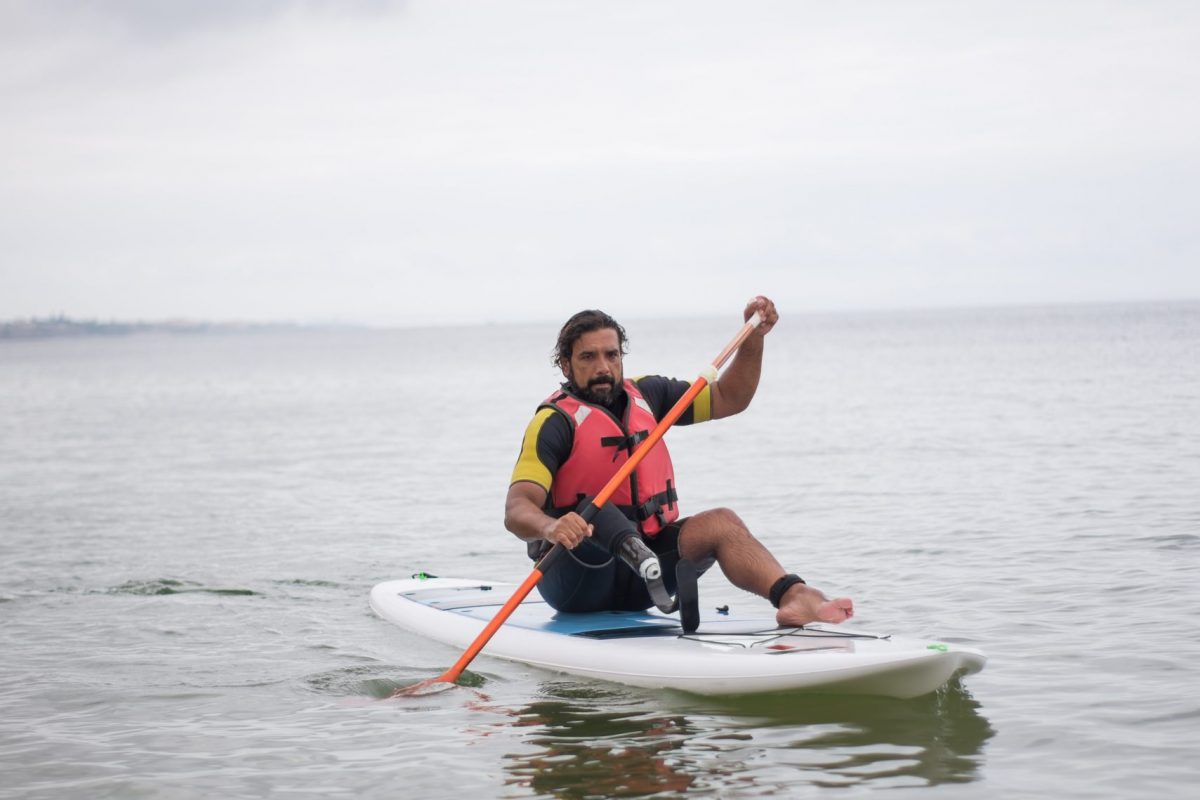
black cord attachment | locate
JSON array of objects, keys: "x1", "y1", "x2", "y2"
[{"x1": 768, "y1": 573, "x2": 806, "y2": 608}]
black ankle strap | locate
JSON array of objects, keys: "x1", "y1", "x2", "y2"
[{"x1": 769, "y1": 573, "x2": 806, "y2": 608}]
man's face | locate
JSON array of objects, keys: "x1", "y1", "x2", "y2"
[{"x1": 563, "y1": 328, "x2": 623, "y2": 404}]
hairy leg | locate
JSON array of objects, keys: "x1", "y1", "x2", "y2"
[
  {"x1": 677, "y1": 508, "x2": 784, "y2": 595},
  {"x1": 678, "y1": 508, "x2": 854, "y2": 626}
]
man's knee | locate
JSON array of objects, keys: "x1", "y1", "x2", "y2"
[
  {"x1": 680, "y1": 507, "x2": 751, "y2": 555},
  {"x1": 697, "y1": 507, "x2": 748, "y2": 534}
]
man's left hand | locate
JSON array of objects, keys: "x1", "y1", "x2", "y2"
[{"x1": 744, "y1": 295, "x2": 778, "y2": 336}]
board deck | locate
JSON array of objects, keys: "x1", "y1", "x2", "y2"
[{"x1": 370, "y1": 577, "x2": 986, "y2": 698}]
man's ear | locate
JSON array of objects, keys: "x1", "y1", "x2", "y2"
[{"x1": 558, "y1": 359, "x2": 570, "y2": 378}]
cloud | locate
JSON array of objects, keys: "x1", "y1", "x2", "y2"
[
  {"x1": 4, "y1": 0, "x2": 401, "y2": 39},
  {"x1": 2, "y1": 1, "x2": 1198, "y2": 324}
]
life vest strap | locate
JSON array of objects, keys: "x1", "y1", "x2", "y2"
[
  {"x1": 599, "y1": 430, "x2": 650, "y2": 461},
  {"x1": 634, "y1": 479, "x2": 678, "y2": 526}
]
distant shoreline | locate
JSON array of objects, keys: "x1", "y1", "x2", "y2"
[
  {"x1": 0, "y1": 317, "x2": 319, "y2": 340},
  {"x1": 4, "y1": 300, "x2": 1197, "y2": 340}
]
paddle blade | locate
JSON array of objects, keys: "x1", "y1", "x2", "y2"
[{"x1": 389, "y1": 674, "x2": 458, "y2": 698}]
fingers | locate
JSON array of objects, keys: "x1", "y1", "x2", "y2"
[
  {"x1": 547, "y1": 513, "x2": 593, "y2": 550},
  {"x1": 744, "y1": 295, "x2": 779, "y2": 335}
]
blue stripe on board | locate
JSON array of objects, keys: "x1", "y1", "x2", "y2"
[{"x1": 400, "y1": 584, "x2": 777, "y2": 637}]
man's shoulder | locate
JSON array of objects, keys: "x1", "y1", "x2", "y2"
[
  {"x1": 631, "y1": 374, "x2": 685, "y2": 394},
  {"x1": 511, "y1": 402, "x2": 573, "y2": 488},
  {"x1": 527, "y1": 401, "x2": 570, "y2": 429},
  {"x1": 529, "y1": 401, "x2": 574, "y2": 445},
  {"x1": 631, "y1": 374, "x2": 695, "y2": 419}
]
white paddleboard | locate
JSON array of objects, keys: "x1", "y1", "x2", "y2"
[{"x1": 370, "y1": 577, "x2": 986, "y2": 699}]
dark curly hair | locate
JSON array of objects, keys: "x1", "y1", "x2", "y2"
[{"x1": 552, "y1": 309, "x2": 628, "y2": 369}]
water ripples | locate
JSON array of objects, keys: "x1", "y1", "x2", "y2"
[{"x1": 2, "y1": 307, "x2": 1199, "y2": 798}]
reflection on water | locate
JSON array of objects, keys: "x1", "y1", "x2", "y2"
[
  {"x1": 500, "y1": 679, "x2": 994, "y2": 796},
  {"x1": 503, "y1": 683, "x2": 699, "y2": 797},
  {"x1": 700, "y1": 679, "x2": 996, "y2": 788}
]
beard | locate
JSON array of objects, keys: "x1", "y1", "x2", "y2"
[{"x1": 575, "y1": 376, "x2": 624, "y2": 409}]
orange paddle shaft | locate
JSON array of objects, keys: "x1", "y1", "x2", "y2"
[{"x1": 434, "y1": 311, "x2": 763, "y2": 685}]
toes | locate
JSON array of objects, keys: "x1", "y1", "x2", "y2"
[{"x1": 816, "y1": 598, "x2": 854, "y2": 623}]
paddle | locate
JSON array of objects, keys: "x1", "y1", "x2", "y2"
[{"x1": 393, "y1": 311, "x2": 764, "y2": 696}]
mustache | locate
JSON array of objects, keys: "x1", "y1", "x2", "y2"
[{"x1": 587, "y1": 376, "x2": 616, "y2": 389}]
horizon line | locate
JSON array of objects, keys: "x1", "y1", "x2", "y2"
[{"x1": 2, "y1": 295, "x2": 1198, "y2": 335}]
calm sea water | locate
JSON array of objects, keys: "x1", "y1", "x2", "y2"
[{"x1": 2, "y1": 303, "x2": 1198, "y2": 799}]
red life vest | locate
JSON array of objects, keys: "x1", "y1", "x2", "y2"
[{"x1": 542, "y1": 380, "x2": 680, "y2": 536}]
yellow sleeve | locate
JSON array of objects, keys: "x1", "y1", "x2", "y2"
[
  {"x1": 509, "y1": 407, "x2": 557, "y2": 491},
  {"x1": 632, "y1": 374, "x2": 714, "y2": 425},
  {"x1": 691, "y1": 383, "x2": 714, "y2": 423}
]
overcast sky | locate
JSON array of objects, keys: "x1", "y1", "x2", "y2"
[{"x1": 2, "y1": 0, "x2": 1198, "y2": 326}]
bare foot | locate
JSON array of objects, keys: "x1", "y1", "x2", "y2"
[
  {"x1": 775, "y1": 584, "x2": 855, "y2": 627},
  {"x1": 815, "y1": 597, "x2": 855, "y2": 623}
]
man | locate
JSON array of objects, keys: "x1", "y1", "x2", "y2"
[{"x1": 504, "y1": 296, "x2": 854, "y2": 627}]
